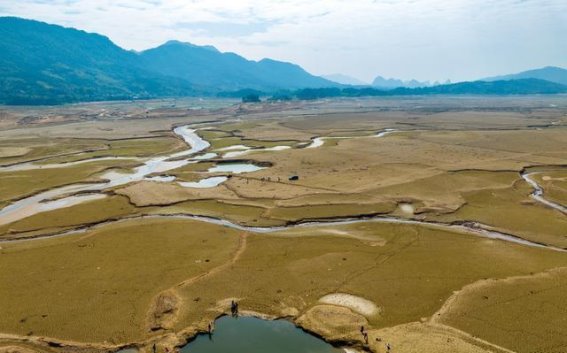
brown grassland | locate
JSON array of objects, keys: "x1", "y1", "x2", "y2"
[{"x1": 0, "y1": 97, "x2": 566, "y2": 353}]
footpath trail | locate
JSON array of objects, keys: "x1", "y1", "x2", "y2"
[{"x1": 177, "y1": 232, "x2": 249, "y2": 288}]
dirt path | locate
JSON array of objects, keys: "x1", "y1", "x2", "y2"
[
  {"x1": 177, "y1": 232, "x2": 249, "y2": 288},
  {"x1": 144, "y1": 232, "x2": 250, "y2": 332}
]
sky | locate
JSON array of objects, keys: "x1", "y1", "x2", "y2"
[{"x1": 1, "y1": 0, "x2": 566, "y2": 83}]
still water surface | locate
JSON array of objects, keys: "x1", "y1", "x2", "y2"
[{"x1": 181, "y1": 316, "x2": 343, "y2": 353}]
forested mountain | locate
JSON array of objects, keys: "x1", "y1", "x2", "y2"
[
  {"x1": 483, "y1": 66, "x2": 567, "y2": 86},
  {"x1": 292, "y1": 78, "x2": 567, "y2": 100},
  {"x1": 0, "y1": 17, "x2": 197, "y2": 104},
  {"x1": 139, "y1": 41, "x2": 332, "y2": 91},
  {"x1": 0, "y1": 17, "x2": 334, "y2": 104},
  {"x1": 1, "y1": 17, "x2": 565, "y2": 105}
]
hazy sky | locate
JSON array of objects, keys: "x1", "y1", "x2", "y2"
[{"x1": 1, "y1": 0, "x2": 566, "y2": 83}]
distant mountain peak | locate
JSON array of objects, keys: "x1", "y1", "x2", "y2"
[
  {"x1": 322, "y1": 74, "x2": 368, "y2": 86},
  {"x1": 372, "y1": 75, "x2": 430, "y2": 89},
  {"x1": 161, "y1": 40, "x2": 219, "y2": 52},
  {"x1": 483, "y1": 66, "x2": 567, "y2": 86},
  {"x1": 0, "y1": 16, "x2": 336, "y2": 104}
]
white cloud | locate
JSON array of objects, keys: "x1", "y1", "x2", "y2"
[{"x1": 1, "y1": 0, "x2": 566, "y2": 82}]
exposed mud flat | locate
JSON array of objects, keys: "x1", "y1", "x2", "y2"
[{"x1": 1, "y1": 98, "x2": 567, "y2": 353}]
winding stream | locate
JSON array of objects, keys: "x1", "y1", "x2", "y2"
[
  {"x1": 306, "y1": 129, "x2": 398, "y2": 148},
  {"x1": 0, "y1": 125, "x2": 564, "y2": 253},
  {"x1": 521, "y1": 172, "x2": 567, "y2": 215},
  {"x1": 0, "y1": 127, "x2": 211, "y2": 226}
]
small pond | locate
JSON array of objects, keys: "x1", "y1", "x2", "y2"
[
  {"x1": 208, "y1": 163, "x2": 264, "y2": 174},
  {"x1": 181, "y1": 316, "x2": 343, "y2": 353},
  {"x1": 178, "y1": 176, "x2": 228, "y2": 188}
]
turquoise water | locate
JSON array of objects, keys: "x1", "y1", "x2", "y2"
[{"x1": 181, "y1": 316, "x2": 343, "y2": 353}]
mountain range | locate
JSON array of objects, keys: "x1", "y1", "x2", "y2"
[
  {"x1": 321, "y1": 74, "x2": 368, "y2": 86},
  {"x1": 482, "y1": 66, "x2": 567, "y2": 86},
  {"x1": 1, "y1": 16, "x2": 566, "y2": 105},
  {"x1": 0, "y1": 17, "x2": 334, "y2": 104},
  {"x1": 293, "y1": 78, "x2": 567, "y2": 100},
  {"x1": 371, "y1": 76, "x2": 433, "y2": 89}
]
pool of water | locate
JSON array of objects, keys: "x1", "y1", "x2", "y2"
[
  {"x1": 208, "y1": 163, "x2": 264, "y2": 174},
  {"x1": 181, "y1": 316, "x2": 343, "y2": 353},
  {"x1": 178, "y1": 176, "x2": 228, "y2": 188},
  {"x1": 306, "y1": 137, "x2": 325, "y2": 149}
]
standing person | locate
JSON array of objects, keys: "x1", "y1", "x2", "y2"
[{"x1": 152, "y1": 344, "x2": 156, "y2": 353}]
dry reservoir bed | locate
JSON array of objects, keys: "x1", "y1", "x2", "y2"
[{"x1": 0, "y1": 97, "x2": 566, "y2": 353}]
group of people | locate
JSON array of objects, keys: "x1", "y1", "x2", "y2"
[
  {"x1": 153, "y1": 303, "x2": 394, "y2": 353},
  {"x1": 360, "y1": 326, "x2": 392, "y2": 351}
]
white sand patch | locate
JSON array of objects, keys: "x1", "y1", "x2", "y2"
[
  {"x1": 343, "y1": 348, "x2": 363, "y2": 353},
  {"x1": 542, "y1": 175, "x2": 567, "y2": 181},
  {"x1": 264, "y1": 145, "x2": 291, "y2": 151},
  {"x1": 399, "y1": 203, "x2": 415, "y2": 215},
  {"x1": 319, "y1": 293, "x2": 379, "y2": 317},
  {"x1": 322, "y1": 229, "x2": 350, "y2": 236}
]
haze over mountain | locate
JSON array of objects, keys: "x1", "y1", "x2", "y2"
[
  {"x1": 0, "y1": 17, "x2": 334, "y2": 104},
  {"x1": 140, "y1": 40, "x2": 333, "y2": 91},
  {"x1": 322, "y1": 74, "x2": 368, "y2": 86},
  {"x1": 1, "y1": 17, "x2": 566, "y2": 105},
  {"x1": 293, "y1": 78, "x2": 567, "y2": 100},
  {"x1": 482, "y1": 66, "x2": 567, "y2": 86},
  {"x1": 372, "y1": 76, "x2": 434, "y2": 89}
]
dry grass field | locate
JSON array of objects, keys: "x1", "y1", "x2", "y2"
[{"x1": 0, "y1": 96, "x2": 566, "y2": 353}]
